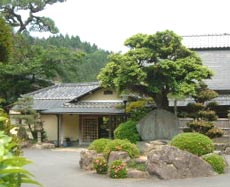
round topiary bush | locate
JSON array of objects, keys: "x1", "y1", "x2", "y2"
[
  {"x1": 114, "y1": 120, "x2": 141, "y2": 143},
  {"x1": 109, "y1": 160, "x2": 127, "y2": 178},
  {"x1": 202, "y1": 153, "x2": 226, "y2": 174},
  {"x1": 103, "y1": 139, "x2": 140, "y2": 159},
  {"x1": 88, "y1": 138, "x2": 112, "y2": 153},
  {"x1": 170, "y1": 132, "x2": 214, "y2": 156}
]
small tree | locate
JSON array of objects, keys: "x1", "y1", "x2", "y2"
[
  {"x1": 13, "y1": 96, "x2": 46, "y2": 142},
  {"x1": 185, "y1": 82, "x2": 223, "y2": 138}
]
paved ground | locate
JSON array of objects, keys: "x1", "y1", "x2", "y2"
[{"x1": 22, "y1": 148, "x2": 230, "y2": 187}]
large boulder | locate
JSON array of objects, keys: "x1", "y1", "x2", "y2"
[
  {"x1": 136, "y1": 140, "x2": 168, "y2": 155},
  {"x1": 108, "y1": 151, "x2": 131, "y2": 165},
  {"x1": 79, "y1": 149, "x2": 103, "y2": 170},
  {"x1": 136, "y1": 109, "x2": 179, "y2": 141},
  {"x1": 147, "y1": 145, "x2": 215, "y2": 179}
]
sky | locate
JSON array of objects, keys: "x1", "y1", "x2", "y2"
[{"x1": 34, "y1": 0, "x2": 230, "y2": 52}]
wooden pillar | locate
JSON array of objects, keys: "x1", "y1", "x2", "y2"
[{"x1": 109, "y1": 115, "x2": 112, "y2": 139}]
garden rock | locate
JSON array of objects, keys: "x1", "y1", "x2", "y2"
[
  {"x1": 137, "y1": 140, "x2": 168, "y2": 155},
  {"x1": 147, "y1": 145, "x2": 215, "y2": 179},
  {"x1": 127, "y1": 169, "x2": 150, "y2": 178},
  {"x1": 108, "y1": 151, "x2": 131, "y2": 165},
  {"x1": 79, "y1": 149, "x2": 103, "y2": 170},
  {"x1": 224, "y1": 147, "x2": 230, "y2": 155},
  {"x1": 136, "y1": 109, "x2": 179, "y2": 141}
]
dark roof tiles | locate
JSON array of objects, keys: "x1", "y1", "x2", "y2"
[{"x1": 26, "y1": 82, "x2": 100, "y2": 100}]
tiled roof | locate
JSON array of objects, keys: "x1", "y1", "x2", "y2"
[
  {"x1": 25, "y1": 82, "x2": 100, "y2": 100},
  {"x1": 182, "y1": 34, "x2": 230, "y2": 49},
  {"x1": 169, "y1": 95, "x2": 230, "y2": 107},
  {"x1": 24, "y1": 82, "x2": 124, "y2": 114}
]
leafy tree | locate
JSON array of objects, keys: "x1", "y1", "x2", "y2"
[
  {"x1": 0, "y1": 0, "x2": 66, "y2": 33},
  {"x1": 0, "y1": 16, "x2": 13, "y2": 62},
  {"x1": 98, "y1": 30, "x2": 213, "y2": 109},
  {"x1": 12, "y1": 96, "x2": 47, "y2": 142}
]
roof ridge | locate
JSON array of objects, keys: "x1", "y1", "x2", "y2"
[
  {"x1": 57, "y1": 82, "x2": 99, "y2": 87},
  {"x1": 182, "y1": 33, "x2": 230, "y2": 37}
]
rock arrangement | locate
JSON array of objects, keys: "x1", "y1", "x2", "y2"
[
  {"x1": 147, "y1": 145, "x2": 215, "y2": 179},
  {"x1": 79, "y1": 143, "x2": 218, "y2": 180}
]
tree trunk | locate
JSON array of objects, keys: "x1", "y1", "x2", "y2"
[{"x1": 152, "y1": 92, "x2": 169, "y2": 110}]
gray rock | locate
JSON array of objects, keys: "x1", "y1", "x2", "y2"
[
  {"x1": 147, "y1": 145, "x2": 215, "y2": 179},
  {"x1": 224, "y1": 147, "x2": 230, "y2": 155},
  {"x1": 127, "y1": 169, "x2": 150, "y2": 178},
  {"x1": 137, "y1": 140, "x2": 167, "y2": 155},
  {"x1": 108, "y1": 151, "x2": 131, "y2": 165},
  {"x1": 79, "y1": 150, "x2": 103, "y2": 170},
  {"x1": 136, "y1": 109, "x2": 180, "y2": 141}
]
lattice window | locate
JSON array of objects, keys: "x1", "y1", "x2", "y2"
[{"x1": 82, "y1": 118, "x2": 98, "y2": 143}]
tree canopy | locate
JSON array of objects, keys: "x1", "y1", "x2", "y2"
[
  {"x1": 97, "y1": 30, "x2": 213, "y2": 109},
  {"x1": 0, "y1": 0, "x2": 66, "y2": 33}
]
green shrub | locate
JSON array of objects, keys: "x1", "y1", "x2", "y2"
[
  {"x1": 206, "y1": 127, "x2": 224, "y2": 139},
  {"x1": 202, "y1": 153, "x2": 226, "y2": 174},
  {"x1": 170, "y1": 132, "x2": 214, "y2": 156},
  {"x1": 93, "y1": 157, "x2": 108, "y2": 174},
  {"x1": 103, "y1": 139, "x2": 140, "y2": 159},
  {"x1": 109, "y1": 160, "x2": 127, "y2": 178},
  {"x1": 114, "y1": 120, "x2": 141, "y2": 143},
  {"x1": 127, "y1": 159, "x2": 147, "y2": 171},
  {"x1": 88, "y1": 138, "x2": 112, "y2": 153},
  {"x1": 187, "y1": 121, "x2": 214, "y2": 134}
]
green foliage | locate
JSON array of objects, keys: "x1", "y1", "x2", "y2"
[
  {"x1": 185, "y1": 82, "x2": 222, "y2": 139},
  {"x1": 171, "y1": 132, "x2": 214, "y2": 156},
  {"x1": 187, "y1": 121, "x2": 214, "y2": 134},
  {"x1": 127, "y1": 159, "x2": 147, "y2": 171},
  {"x1": 103, "y1": 139, "x2": 140, "y2": 159},
  {"x1": 0, "y1": 109, "x2": 21, "y2": 155},
  {"x1": 109, "y1": 160, "x2": 127, "y2": 179},
  {"x1": 0, "y1": 33, "x2": 110, "y2": 108},
  {"x1": 198, "y1": 110, "x2": 218, "y2": 121},
  {"x1": 0, "y1": 0, "x2": 65, "y2": 33},
  {"x1": 0, "y1": 131, "x2": 41, "y2": 186},
  {"x1": 206, "y1": 127, "x2": 224, "y2": 139},
  {"x1": 88, "y1": 138, "x2": 112, "y2": 153},
  {"x1": 114, "y1": 120, "x2": 141, "y2": 143},
  {"x1": 93, "y1": 157, "x2": 108, "y2": 174},
  {"x1": 98, "y1": 30, "x2": 213, "y2": 109},
  {"x1": 13, "y1": 96, "x2": 47, "y2": 142},
  {"x1": 202, "y1": 153, "x2": 226, "y2": 174},
  {"x1": 126, "y1": 99, "x2": 153, "y2": 121},
  {"x1": 0, "y1": 16, "x2": 12, "y2": 62}
]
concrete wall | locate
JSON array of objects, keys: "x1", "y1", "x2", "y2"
[
  {"x1": 62, "y1": 114, "x2": 79, "y2": 141},
  {"x1": 41, "y1": 115, "x2": 58, "y2": 141},
  {"x1": 82, "y1": 88, "x2": 121, "y2": 101}
]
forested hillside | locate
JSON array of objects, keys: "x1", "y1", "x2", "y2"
[{"x1": 32, "y1": 34, "x2": 111, "y2": 82}]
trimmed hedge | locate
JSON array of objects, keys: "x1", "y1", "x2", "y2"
[
  {"x1": 103, "y1": 139, "x2": 140, "y2": 159},
  {"x1": 88, "y1": 138, "x2": 112, "y2": 153},
  {"x1": 202, "y1": 153, "x2": 226, "y2": 174},
  {"x1": 114, "y1": 120, "x2": 141, "y2": 143},
  {"x1": 170, "y1": 132, "x2": 214, "y2": 156}
]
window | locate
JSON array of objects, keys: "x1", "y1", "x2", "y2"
[{"x1": 103, "y1": 90, "x2": 113, "y2": 95}]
